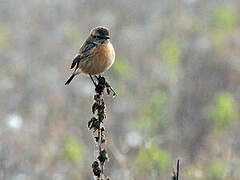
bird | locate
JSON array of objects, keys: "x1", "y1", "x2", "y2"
[{"x1": 65, "y1": 26, "x2": 115, "y2": 86}]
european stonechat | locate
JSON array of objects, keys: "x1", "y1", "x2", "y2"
[{"x1": 65, "y1": 26, "x2": 115, "y2": 85}]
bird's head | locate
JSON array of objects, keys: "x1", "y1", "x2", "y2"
[{"x1": 90, "y1": 26, "x2": 110, "y2": 40}]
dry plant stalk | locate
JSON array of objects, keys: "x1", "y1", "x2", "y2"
[
  {"x1": 172, "y1": 159, "x2": 180, "y2": 180},
  {"x1": 88, "y1": 76, "x2": 115, "y2": 180}
]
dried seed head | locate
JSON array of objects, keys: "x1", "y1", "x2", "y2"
[
  {"x1": 93, "y1": 166, "x2": 101, "y2": 177},
  {"x1": 98, "y1": 114, "x2": 105, "y2": 122},
  {"x1": 92, "y1": 161, "x2": 99, "y2": 168},
  {"x1": 89, "y1": 76, "x2": 116, "y2": 179},
  {"x1": 92, "y1": 103, "x2": 99, "y2": 114},
  {"x1": 101, "y1": 127, "x2": 105, "y2": 132},
  {"x1": 88, "y1": 117, "x2": 100, "y2": 130},
  {"x1": 98, "y1": 149, "x2": 108, "y2": 165}
]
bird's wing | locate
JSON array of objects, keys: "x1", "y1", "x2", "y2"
[{"x1": 70, "y1": 40, "x2": 98, "y2": 69}]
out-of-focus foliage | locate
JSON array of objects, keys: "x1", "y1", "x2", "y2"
[
  {"x1": 208, "y1": 92, "x2": 237, "y2": 130},
  {"x1": 212, "y1": 6, "x2": 238, "y2": 33},
  {"x1": 112, "y1": 57, "x2": 131, "y2": 77},
  {"x1": 206, "y1": 160, "x2": 227, "y2": 180},
  {"x1": 160, "y1": 40, "x2": 181, "y2": 70},
  {"x1": 63, "y1": 137, "x2": 86, "y2": 163},
  {"x1": 1, "y1": 0, "x2": 240, "y2": 180},
  {"x1": 63, "y1": 22, "x2": 83, "y2": 43},
  {"x1": 187, "y1": 167, "x2": 203, "y2": 180},
  {"x1": 210, "y1": 6, "x2": 239, "y2": 48},
  {"x1": 137, "y1": 91, "x2": 168, "y2": 134},
  {"x1": 0, "y1": 26, "x2": 11, "y2": 52},
  {"x1": 134, "y1": 143, "x2": 171, "y2": 175}
]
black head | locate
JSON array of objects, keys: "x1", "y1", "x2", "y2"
[{"x1": 90, "y1": 26, "x2": 110, "y2": 40}]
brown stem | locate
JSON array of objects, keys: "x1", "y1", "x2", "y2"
[{"x1": 88, "y1": 76, "x2": 115, "y2": 180}]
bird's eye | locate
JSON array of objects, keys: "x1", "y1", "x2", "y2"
[
  {"x1": 92, "y1": 34, "x2": 109, "y2": 39},
  {"x1": 93, "y1": 35, "x2": 99, "y2": 39}
]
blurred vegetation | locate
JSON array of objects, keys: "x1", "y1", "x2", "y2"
[
  {"x1": 210, "y1": 5, "x2": 238, "y2": 48},
  {"x1": 112, "y1": 57, "x2": 131, "y2": 78},
  {"x1": 160, "y1": 39, "x2": 181, "y2": 70},
  {"x1": 63, "y1": 22, "x2": 83, "y2": 44},
  {"x1": 206, "y1": 159, "x2": 227, "y2": 180},
  {"x1": 137, "y1": 91, "x2": 169, "y2": 134},
  {"x1": 208, "y1": 92, "x2": 237, "y2": 130},
  {"x1": 0, "y1": 25, "x2": 11, "y2": 52},
  {"x1": 212, "y1": 6, "x2": 238, "y2": 33},
  {"x1": 63, "y1": 137, "x2": 86, "y2": 164},
  {"x1": 134, "y1": 143, "x2": 171, "y2": 176}
]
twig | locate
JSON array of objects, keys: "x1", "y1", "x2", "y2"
[
  {"x1": 88, "y1": 76, "x2": 115, "y2": 180},
  {"x1": 172, "y1": 159, "x2": 180, "y2": 180}
]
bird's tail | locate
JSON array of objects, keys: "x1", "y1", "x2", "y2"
[{"x1": 65, "y1": 74, "x2": 75, "y2": 85}]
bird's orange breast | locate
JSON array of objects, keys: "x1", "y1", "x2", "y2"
[
  {"x1": 95, "y1": 43, "x2": 114, "y2": 63},
  {"x1": 80, "y1": 42, "x2": 115, "y2": 75}
]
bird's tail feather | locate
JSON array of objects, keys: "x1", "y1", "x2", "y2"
[{"x1": 65, "y1": 74, "x2": 75, "y2": 85}]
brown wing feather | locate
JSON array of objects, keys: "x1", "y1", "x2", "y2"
[{"x1": 70, "y1": 38, "x2": 97, "y2": 69}]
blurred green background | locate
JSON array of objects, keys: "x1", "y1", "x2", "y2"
[{"x1": 0, "y1": 0, "x2": 240, "y2": 179}]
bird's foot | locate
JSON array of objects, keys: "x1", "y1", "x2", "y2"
[{"x1": 90, "y1": 75, "x2": 97, "y2": 87}]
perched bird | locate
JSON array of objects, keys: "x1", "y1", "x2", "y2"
[{"x1": 65, "y1": 26, "x2": 115, "y2": 85}]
